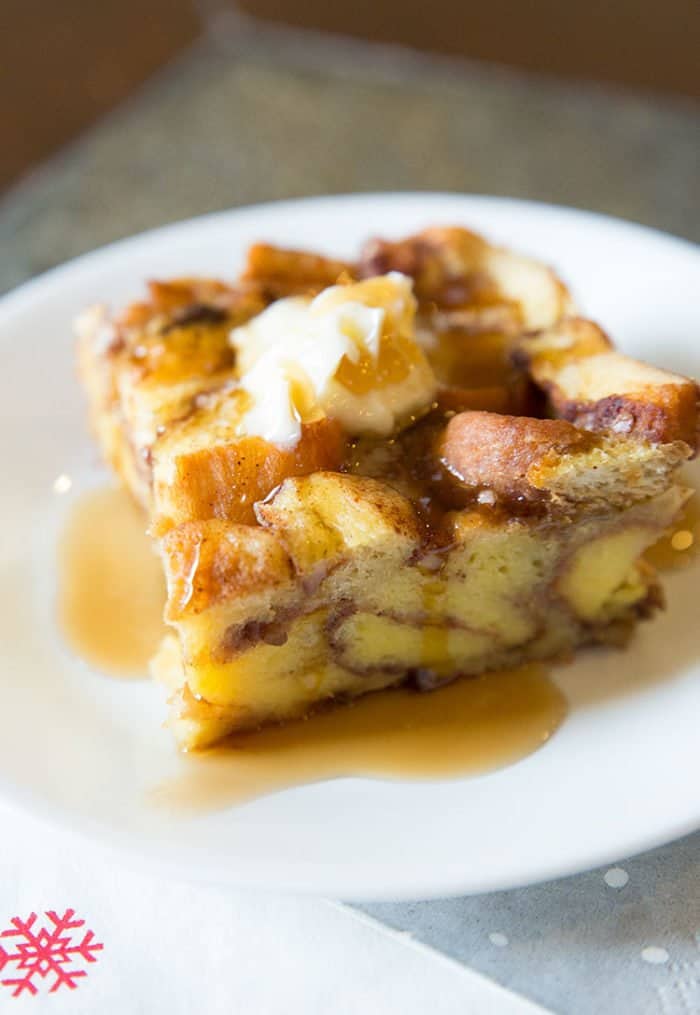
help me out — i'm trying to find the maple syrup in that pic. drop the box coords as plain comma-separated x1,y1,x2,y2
419,575,452,675
57,485,165,677
153,665,567,812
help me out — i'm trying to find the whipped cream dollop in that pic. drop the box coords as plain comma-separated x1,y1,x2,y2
230,273,437,447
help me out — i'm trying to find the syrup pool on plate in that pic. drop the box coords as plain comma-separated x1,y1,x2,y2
58,485,567,808
57,485,166,677
152,666,567,811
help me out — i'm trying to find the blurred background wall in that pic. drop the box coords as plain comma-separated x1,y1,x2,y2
3,0,698,194
241,0,700,97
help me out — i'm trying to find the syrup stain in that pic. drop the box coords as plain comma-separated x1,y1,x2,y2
58,485,166,677
153,665,567,812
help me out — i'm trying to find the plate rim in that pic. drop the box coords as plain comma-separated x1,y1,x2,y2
1,766,699,901
2,191,698,321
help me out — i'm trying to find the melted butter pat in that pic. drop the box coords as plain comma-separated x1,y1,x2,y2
58,486,166,677
153,666,567,812
230,273,437,446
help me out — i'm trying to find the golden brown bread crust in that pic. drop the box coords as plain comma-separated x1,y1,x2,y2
440,412,594,506
152,416,347,534
117,277,266,330
556,384,699,448
162,520,293,620
358,226,572,326
241,243,354,299
76,277,268,512
516,318,700,450
439,410,691,512
359,227,495,305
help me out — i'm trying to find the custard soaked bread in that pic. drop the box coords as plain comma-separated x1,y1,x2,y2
77,227,699,749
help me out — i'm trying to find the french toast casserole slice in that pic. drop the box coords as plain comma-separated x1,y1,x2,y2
77,227,699,749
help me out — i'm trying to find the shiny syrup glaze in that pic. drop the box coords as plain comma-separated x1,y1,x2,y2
59,484,568,809
58,485,165,677
153,666,567,812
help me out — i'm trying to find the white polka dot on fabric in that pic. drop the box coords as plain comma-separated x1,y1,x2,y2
641,947,669,965
604,867,629,889
489,933,509,948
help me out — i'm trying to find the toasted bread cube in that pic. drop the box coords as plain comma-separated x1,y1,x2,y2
152,388,346,533
440,411,691,511
358,227,573,409
517,318,700,449
160,520,294,622
359,226,573,328
76,280,266,508
255,472,421,575
241,243,354,299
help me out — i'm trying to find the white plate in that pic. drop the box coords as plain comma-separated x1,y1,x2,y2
0,194,698,901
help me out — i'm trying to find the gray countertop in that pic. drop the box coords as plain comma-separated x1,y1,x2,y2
2,14,698,1014
358,835,700,1014
1,12,698,295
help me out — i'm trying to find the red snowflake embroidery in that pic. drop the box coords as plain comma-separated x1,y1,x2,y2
0,909,103,997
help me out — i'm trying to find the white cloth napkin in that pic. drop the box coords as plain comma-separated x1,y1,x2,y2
0,803,549,1014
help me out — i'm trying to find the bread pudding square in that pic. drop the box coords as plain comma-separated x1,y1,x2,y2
77,227,698,749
